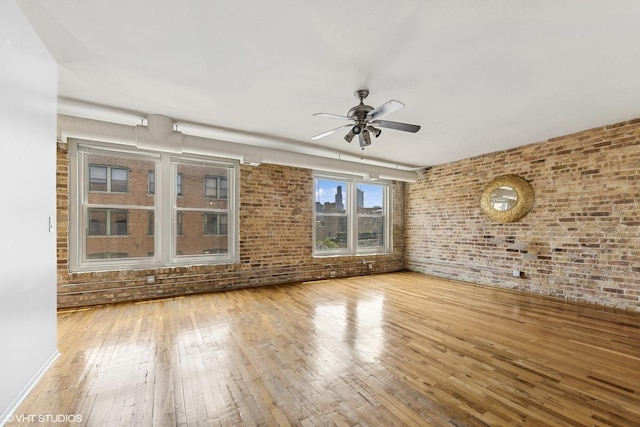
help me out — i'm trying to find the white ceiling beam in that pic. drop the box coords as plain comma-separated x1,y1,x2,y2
58,114,419,182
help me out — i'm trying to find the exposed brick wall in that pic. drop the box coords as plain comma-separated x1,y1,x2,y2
56,143,404,308
405,118,640,311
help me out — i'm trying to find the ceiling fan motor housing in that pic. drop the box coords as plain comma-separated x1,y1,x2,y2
347,104,373,124
348,88,373,125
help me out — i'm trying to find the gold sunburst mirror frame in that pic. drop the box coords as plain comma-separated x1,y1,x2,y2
480,174,534,223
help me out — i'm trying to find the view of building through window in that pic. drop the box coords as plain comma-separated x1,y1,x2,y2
175,161,229,256
85,152,156,260
77,147,234,268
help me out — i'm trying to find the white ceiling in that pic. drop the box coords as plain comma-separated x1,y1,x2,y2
17,0,640,170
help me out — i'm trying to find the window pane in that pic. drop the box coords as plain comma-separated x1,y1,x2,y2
88,209,107,235
219,214,228,234
148,170,155,194
89,166,107,191
176,212,183,235
220,178,228,199
111,168,128,193
358,216,384,247
356,183,386,250
110,209,128,235
174,160,233,258
315,179,347,214
147,211,154,236
204,213,218,235
204,176,217,198
177,173,183,196
357,183,384,214
315,214,348,250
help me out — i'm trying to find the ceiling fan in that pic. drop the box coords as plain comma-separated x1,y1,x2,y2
312,89,421,149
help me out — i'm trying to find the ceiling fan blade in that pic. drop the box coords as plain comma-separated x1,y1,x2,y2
311,124,353,140
313,113,351,120
367,100,405,120
372,119,421,133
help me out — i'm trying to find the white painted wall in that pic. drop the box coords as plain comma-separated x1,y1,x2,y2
0,1,58,424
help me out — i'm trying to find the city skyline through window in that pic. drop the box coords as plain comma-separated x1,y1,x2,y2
315,181,383,208
314,174,390,255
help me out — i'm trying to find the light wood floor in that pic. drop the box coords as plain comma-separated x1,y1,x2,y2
8,272,640,426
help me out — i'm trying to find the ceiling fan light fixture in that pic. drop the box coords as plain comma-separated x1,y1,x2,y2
366,125,381,138
344,129,356,143
362,129,371,146
352,124,362,135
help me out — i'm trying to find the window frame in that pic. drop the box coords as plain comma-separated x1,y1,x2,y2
69,141,239,272
313,172,392,257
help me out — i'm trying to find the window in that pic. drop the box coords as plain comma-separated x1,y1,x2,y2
148,170,155,194
314,178,348,251
111,168,128,192
89,165,128,193
204,176,228,199
176,211,183,236
177,173,183,196
71,143,238,272
357,183,385,248
89,165,107,191
175,161,233,258
147,211,154,236
89,209,128,236
203,213,228,235
79,150,155,263
314,173,390,256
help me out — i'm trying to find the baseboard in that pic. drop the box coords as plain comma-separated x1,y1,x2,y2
0,350,60,427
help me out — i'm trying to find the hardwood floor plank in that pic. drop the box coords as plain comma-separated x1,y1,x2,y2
7,272,640,426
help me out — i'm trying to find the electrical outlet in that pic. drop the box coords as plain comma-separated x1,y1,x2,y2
49,216,55,232
512,270,521,277
146,275,155,284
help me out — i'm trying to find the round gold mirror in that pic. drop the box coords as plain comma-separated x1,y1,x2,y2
480,174,533,222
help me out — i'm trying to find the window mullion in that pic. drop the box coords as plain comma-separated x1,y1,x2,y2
158,155,171,265
385,185,392,252
348,179,357,253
